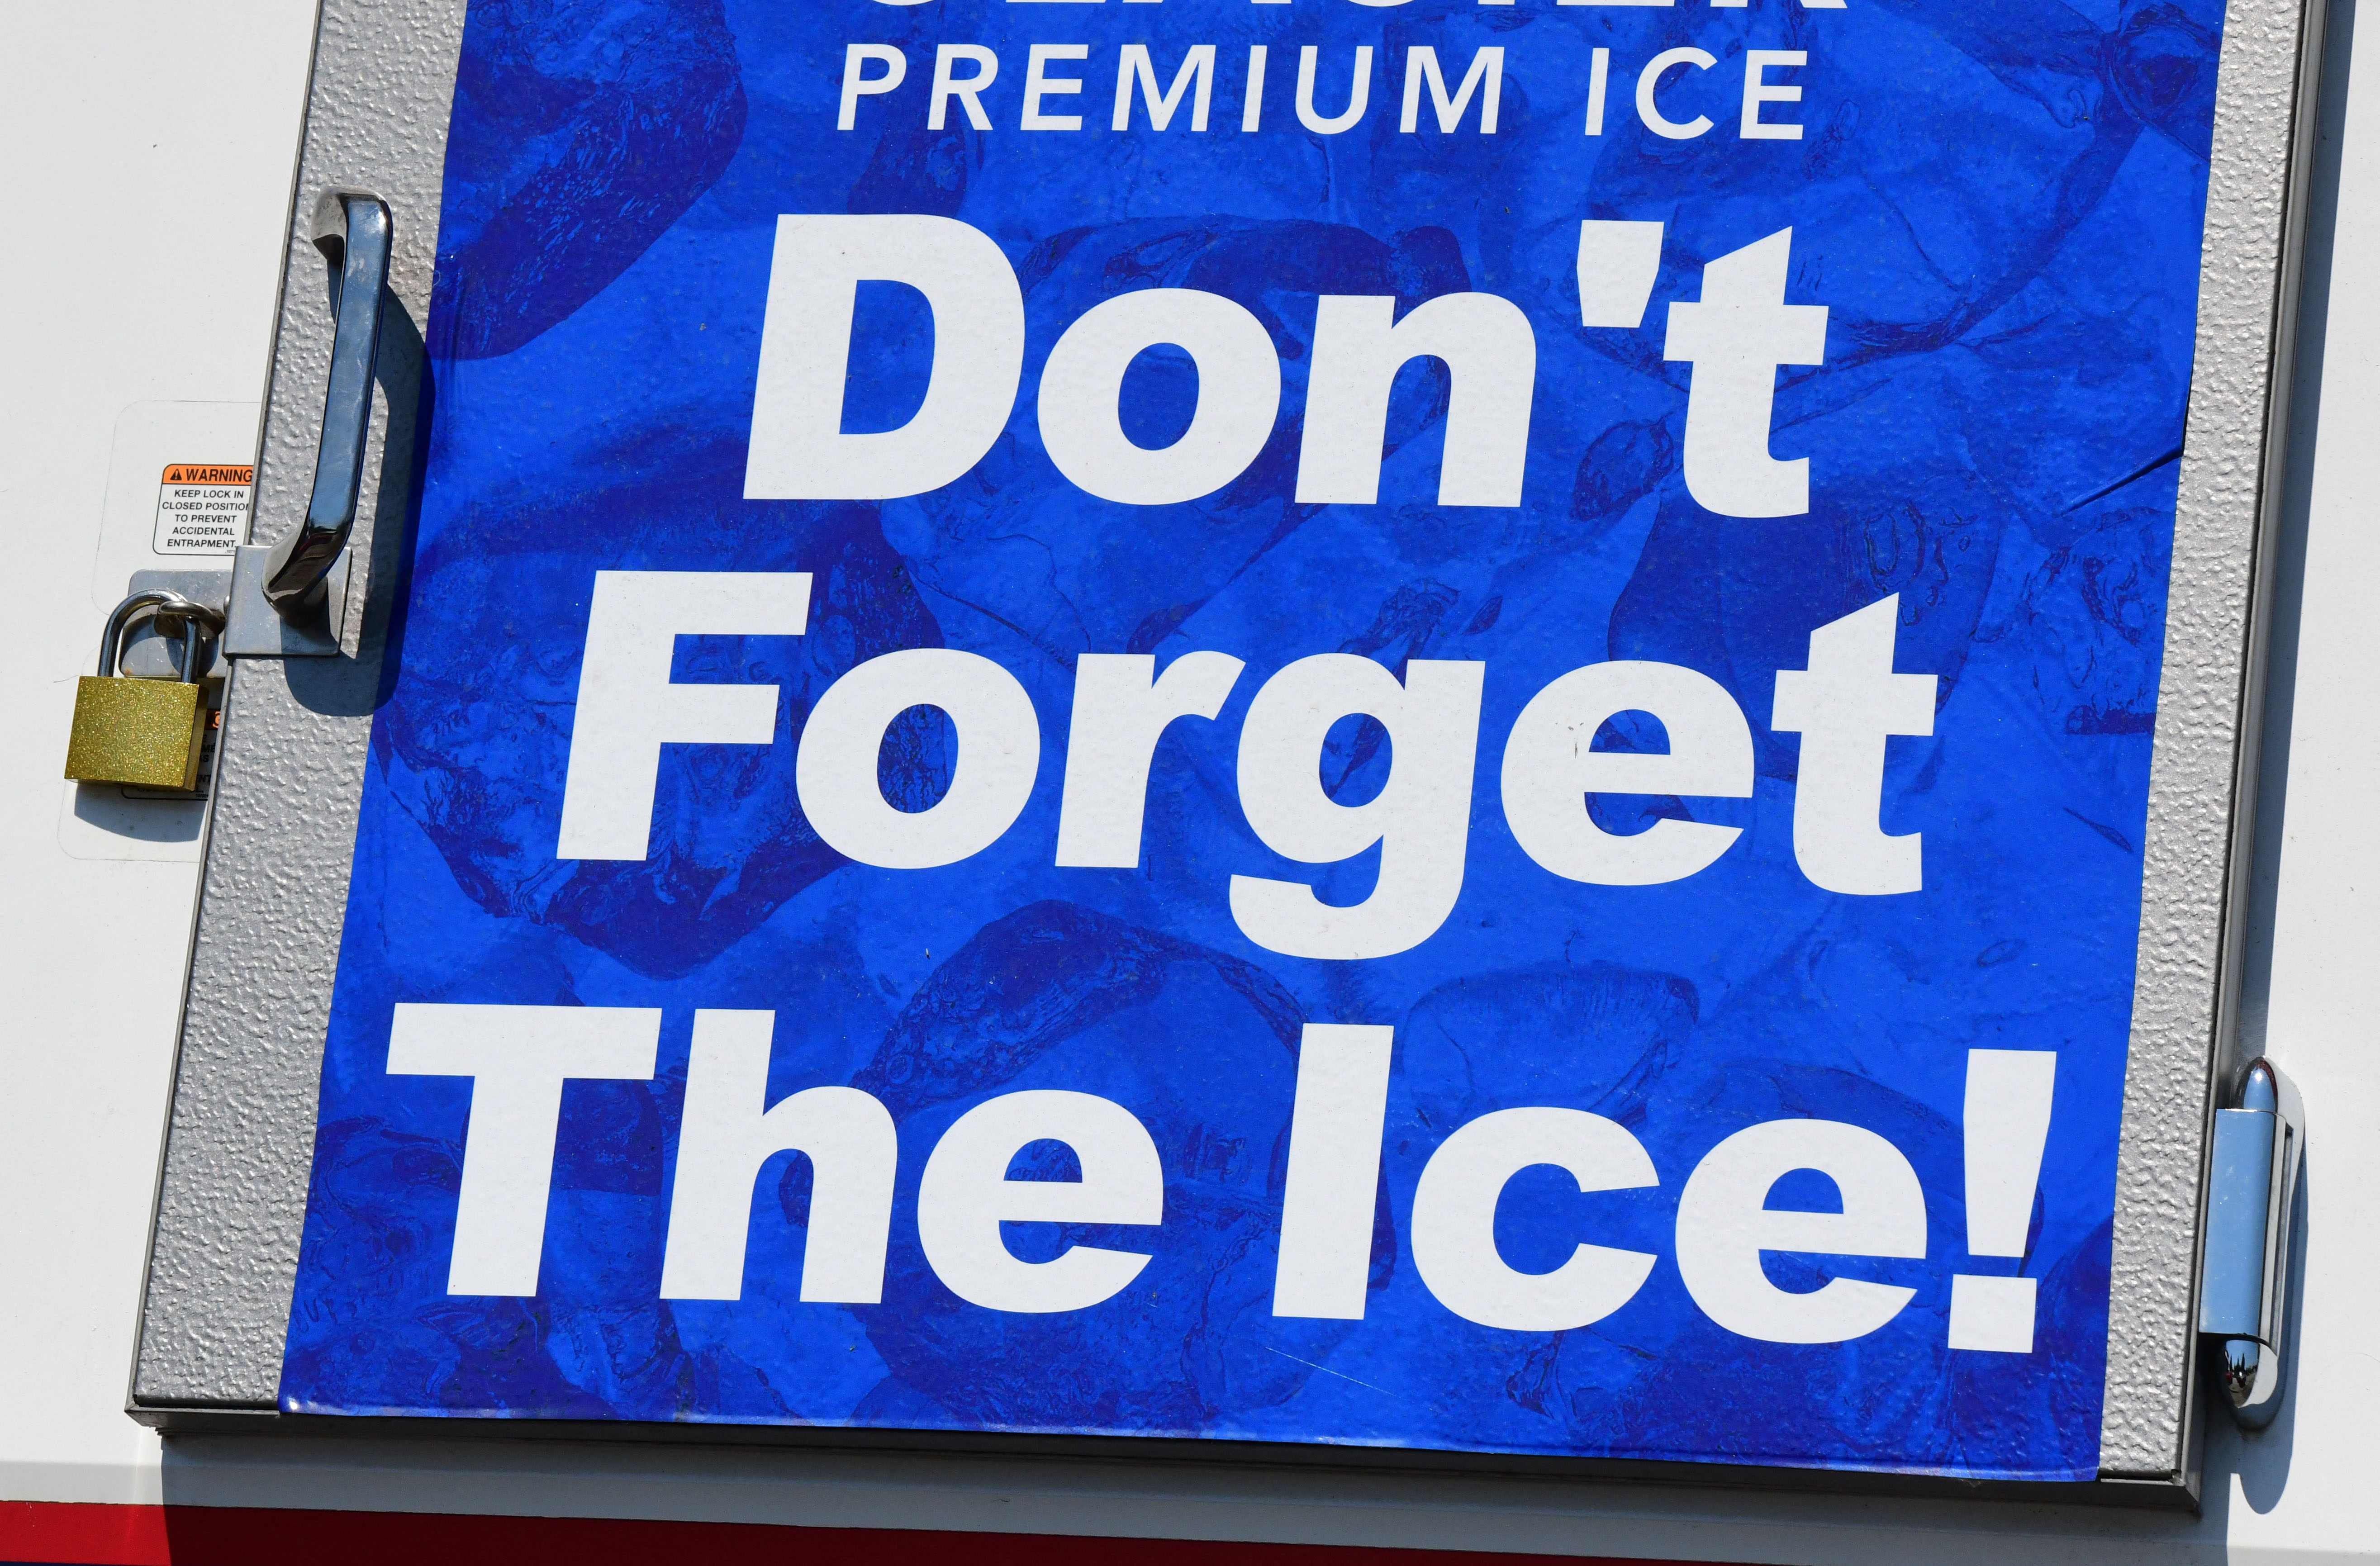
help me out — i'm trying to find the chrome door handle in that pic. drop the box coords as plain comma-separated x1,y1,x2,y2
262,190,392,609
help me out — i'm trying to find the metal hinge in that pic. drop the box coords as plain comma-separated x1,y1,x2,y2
2198,1057,2304,1430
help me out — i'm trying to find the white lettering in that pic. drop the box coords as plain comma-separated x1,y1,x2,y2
388,1004,661,1297
659,1010,898,1304
1272,1024,1396,1320
796,648,1041,869
1741,49,1807,140
917,1090,1164,1313
930,44,999,131
745,214,1024,501
1662,227,1828,517
1770,596,1937,895
1038,289,1283,504
1056,651,1245,867
1023,43,1091,130
1637,47,1716,141
839,44,907,131
1501,660,1753,886
1411,1107,1659,1332
1674,1118,1926,1343
1297,293,1536,508
1399,45,1503,134
1114,43,1215,131
1296,45,1373,135
1576,219,1665,331
1230,655,1483,960
556,570,810,861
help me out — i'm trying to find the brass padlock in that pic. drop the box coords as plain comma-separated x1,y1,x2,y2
64,591,223,791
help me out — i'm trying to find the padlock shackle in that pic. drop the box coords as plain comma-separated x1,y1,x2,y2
99,591,224,682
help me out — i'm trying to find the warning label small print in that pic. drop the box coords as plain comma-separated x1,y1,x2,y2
152,463,252,555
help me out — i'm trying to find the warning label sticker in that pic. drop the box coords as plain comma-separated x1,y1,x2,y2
152,463,252,555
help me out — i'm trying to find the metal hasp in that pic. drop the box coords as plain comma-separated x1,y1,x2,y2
2198,1058,2305,1429
223,190,390,658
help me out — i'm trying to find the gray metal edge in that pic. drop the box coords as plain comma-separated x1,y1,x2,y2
130,0,465,1409
2096,0,2331,1484
128,0,2321,1504
120,1,329,1419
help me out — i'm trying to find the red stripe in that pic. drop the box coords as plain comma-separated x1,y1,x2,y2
0,1504,169,1566
0,1502,1707,1566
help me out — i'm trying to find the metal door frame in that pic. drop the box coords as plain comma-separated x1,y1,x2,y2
129,0,2335,1507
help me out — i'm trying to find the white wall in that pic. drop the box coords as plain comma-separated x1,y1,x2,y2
0,0,319,1508
0,2,2371,1561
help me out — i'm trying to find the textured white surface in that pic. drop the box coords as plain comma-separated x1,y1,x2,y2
128,0,464,1409
0,0,2375,1557
2104,0,2330,1482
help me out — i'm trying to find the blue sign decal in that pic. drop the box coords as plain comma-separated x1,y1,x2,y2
280,0,2221,1483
